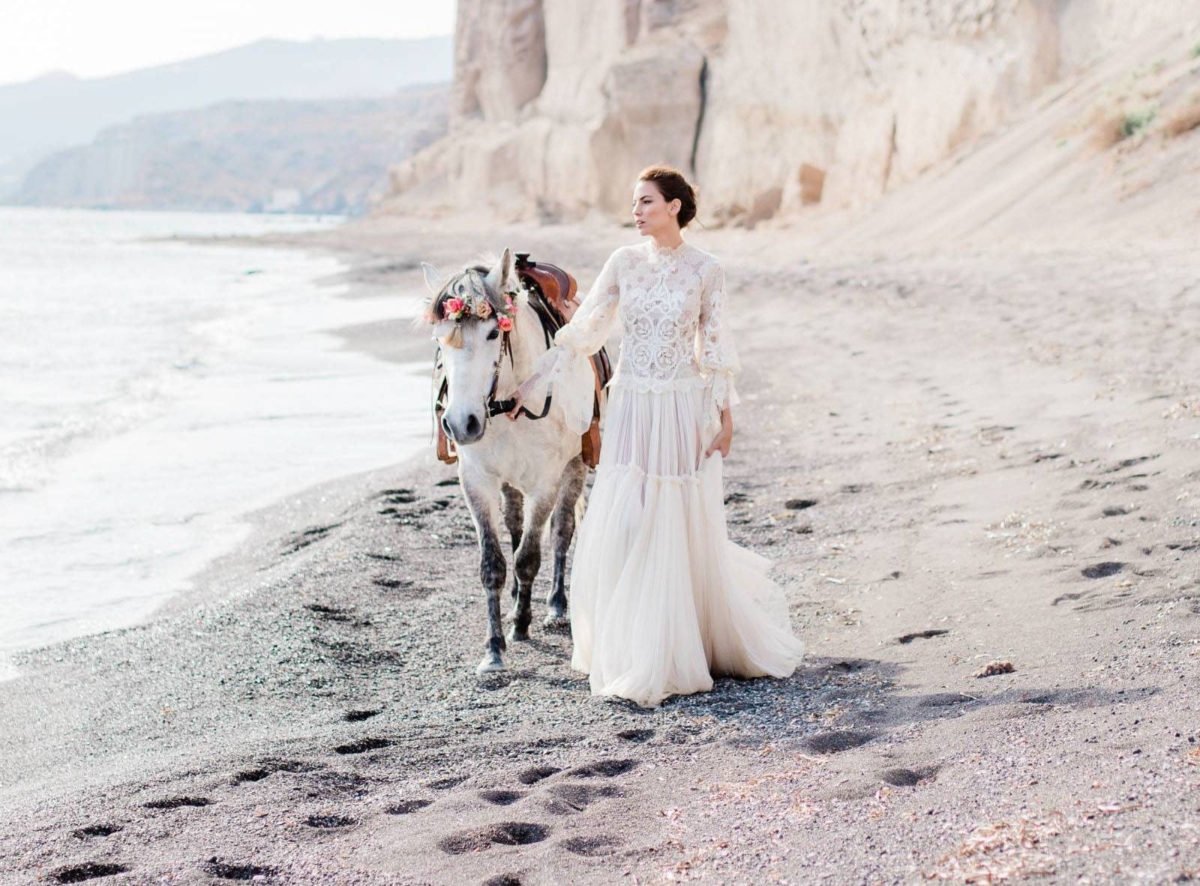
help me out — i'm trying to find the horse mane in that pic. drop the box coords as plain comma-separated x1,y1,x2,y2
426,253,528,325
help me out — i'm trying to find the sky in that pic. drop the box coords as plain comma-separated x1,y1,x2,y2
1,0,456,86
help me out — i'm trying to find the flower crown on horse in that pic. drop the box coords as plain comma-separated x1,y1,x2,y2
423,272,521,349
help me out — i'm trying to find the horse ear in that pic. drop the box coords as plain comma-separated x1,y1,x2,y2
421,262,444,295
484,248,513,294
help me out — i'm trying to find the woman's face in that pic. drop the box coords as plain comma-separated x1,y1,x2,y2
632,180,680,238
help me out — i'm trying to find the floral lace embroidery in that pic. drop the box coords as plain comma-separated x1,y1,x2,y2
524,240,740,434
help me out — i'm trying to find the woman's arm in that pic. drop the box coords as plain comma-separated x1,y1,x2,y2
696,261,741,457
508,251,622,434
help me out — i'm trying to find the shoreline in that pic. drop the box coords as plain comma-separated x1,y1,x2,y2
2,217,1198,884
0,218,428,676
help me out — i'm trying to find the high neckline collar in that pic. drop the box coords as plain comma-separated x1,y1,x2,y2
648,238,688,256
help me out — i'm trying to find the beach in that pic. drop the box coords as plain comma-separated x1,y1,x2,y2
2,215,1199,885
0,209,437,670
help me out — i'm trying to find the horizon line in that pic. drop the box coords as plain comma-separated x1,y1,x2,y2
0,33,454,91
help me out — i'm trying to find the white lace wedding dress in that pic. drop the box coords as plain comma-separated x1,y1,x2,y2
525,238,805,707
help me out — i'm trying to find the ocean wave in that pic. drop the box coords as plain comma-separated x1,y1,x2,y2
0,366,188,492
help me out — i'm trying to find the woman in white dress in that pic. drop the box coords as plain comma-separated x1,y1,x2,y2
509,164,804,708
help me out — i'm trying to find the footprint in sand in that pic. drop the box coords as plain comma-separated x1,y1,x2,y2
1081,562,1124,579
545,783,623,814
480,789,526,806
305,603,352,622
385,799,433,815
896,629,949,644
334,737,390,755
376,488,418,506
427,775,469,790
1166,540,1200,552
615,728,655,743
343,709,382,722
561,834,624,857
1053,591,1086,606
438,822,549,855
52,863,129,883
517,766,561,785
71,824,122,839
801,730,878,754
233,759,315,784
567,759,638,778
143,796,211,810
283,523,342,555
918,693,975,708
784,498,818,510
204,859,276,880
880,765,939,787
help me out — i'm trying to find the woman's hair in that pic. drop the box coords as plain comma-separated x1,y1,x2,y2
637,164,697,229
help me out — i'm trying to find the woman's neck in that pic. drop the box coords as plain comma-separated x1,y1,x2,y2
653,230,684,250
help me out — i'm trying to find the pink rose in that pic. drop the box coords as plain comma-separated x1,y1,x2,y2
497,315,513,332
443,297,465,318
505,296,517,313
475,300,492,318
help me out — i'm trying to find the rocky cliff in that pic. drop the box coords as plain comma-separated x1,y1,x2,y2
13,85,448,215
384,0,1200,231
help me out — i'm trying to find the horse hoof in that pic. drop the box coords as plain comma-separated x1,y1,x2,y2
507,624,531,643
476,655,506,675
542,613,570,632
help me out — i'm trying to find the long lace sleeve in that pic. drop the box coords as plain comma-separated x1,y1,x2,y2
696,261,741,431
520,251,621,434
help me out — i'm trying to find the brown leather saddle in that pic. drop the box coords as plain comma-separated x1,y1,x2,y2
434,253,613,467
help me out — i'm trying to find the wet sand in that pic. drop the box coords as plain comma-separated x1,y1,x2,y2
2,216,1199,885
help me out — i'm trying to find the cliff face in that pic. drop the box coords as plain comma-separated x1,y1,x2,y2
384,0,1200,227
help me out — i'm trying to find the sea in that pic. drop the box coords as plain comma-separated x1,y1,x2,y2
0,207,430,678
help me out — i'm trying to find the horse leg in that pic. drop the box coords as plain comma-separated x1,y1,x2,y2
463,479,508,674
546,455,586,628
501,483,524,611
508,495,555,643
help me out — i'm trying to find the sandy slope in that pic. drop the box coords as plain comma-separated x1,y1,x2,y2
1,211,1198,884
804,25,1200,255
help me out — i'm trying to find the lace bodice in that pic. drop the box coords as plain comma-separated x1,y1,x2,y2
522,239,740,435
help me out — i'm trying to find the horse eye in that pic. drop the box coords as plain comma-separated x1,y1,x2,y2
487,329,500,340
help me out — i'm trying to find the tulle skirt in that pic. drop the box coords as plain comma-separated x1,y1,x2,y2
569,378,805,707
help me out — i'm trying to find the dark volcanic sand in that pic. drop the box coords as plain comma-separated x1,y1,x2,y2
2,217,1199,885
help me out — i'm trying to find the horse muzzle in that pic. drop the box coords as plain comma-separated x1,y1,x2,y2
442,411,486,446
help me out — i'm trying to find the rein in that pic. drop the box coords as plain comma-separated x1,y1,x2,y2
484,329,553,420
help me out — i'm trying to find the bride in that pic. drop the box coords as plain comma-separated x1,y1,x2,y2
508,164,804,708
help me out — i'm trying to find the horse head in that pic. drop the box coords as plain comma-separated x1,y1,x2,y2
422,247,520,446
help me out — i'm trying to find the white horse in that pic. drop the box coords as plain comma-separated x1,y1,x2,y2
422,248,588,674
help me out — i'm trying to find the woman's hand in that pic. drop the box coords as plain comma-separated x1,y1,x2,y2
505,378,533,421
705,408,734,458
505,391,524,420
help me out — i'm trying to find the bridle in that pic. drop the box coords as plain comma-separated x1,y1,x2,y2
434,278,560,427
482,323,553,420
